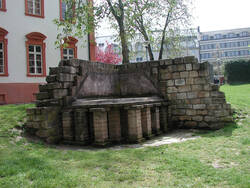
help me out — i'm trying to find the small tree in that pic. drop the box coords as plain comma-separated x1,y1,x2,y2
95,43,122,64
54,0,193,63
127,0,193,60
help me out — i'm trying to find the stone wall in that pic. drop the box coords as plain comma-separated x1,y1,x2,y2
25,56,233,144
158,57,233,129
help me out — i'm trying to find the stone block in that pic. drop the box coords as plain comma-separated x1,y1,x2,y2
196,110,208,115
151,107,161,135
184,121,197,127
141,107,152,138
175,104,192,109
193,104,206,110
179,116,192,121
190,99,201,104
52,89,68,99
172,72,180,79
194,78,207,85
187,92,198,99
192,64,200,70
180,71,189,78
178,86,191,92
211,91,225,98
152,67,158,74
186,64,192,71
169,65,177,72
192,85,203,91
192,116,203,121
198,121,209,128
39,84,48,92
172,109,186,115
199,70,209,77
177,93,187,99
198,91,210,98
204,116,217,122
167,80,174,86
186,78,194,85
203,84,212,91
189,71,199,78
160,106,168,132
167,87,178,93
175,79,185,86
46,75,57,83
174,57,184,64
127,108,143,142
93,110,109,144
186,109,197,116
57,73,75,82
212,98,226,104
36,92,50,100
108,109,122,142
200,98,212,104
177,64,186,71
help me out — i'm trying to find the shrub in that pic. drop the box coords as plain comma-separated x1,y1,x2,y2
224,60,250,84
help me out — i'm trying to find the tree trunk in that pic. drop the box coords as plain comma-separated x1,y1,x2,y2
140,29,154,61
147,44,154,61
158,12,171,60
119,24,130,64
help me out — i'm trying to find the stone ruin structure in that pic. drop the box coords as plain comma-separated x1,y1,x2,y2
26,56,233,145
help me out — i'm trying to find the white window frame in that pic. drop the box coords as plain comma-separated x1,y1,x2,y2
27,0,41,15
63,48,74,60
28,45,43,75
0,42,4,73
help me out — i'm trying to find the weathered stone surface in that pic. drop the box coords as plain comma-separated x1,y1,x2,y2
175,79,185,86
189,71,199,78
187,92,198,99
26,57,232,145
180,71,189,78
186,64,192,71
177,93,187,99
193,104,206,110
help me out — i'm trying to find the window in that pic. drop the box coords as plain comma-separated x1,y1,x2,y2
0,0,6,11
241,32,248,37
215,34,222,39
60,0,67,20
0,27,8,76
136,57,143,62
26,32,46,77
98,43,104,48
60,37,78,59
25,0,44,18
202,35,208,40
62,48,74,59
60,0,75,21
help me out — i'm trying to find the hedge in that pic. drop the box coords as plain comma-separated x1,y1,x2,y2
224,60,250,83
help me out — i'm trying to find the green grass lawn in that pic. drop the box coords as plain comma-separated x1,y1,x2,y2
0,84,249,188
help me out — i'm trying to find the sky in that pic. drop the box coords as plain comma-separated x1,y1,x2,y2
96,0,250,36
193,0,250,32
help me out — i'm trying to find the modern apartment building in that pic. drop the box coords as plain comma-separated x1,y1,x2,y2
0,0,95,104
200,27,250,62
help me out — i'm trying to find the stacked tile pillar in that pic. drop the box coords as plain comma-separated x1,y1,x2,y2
126,105,144,143
26,107,61,143
141,104,153,138
74,108,89,143
62,109,74,141
151,104,161,135
90,108,109,145
160,104,168,132
108,108,122,142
